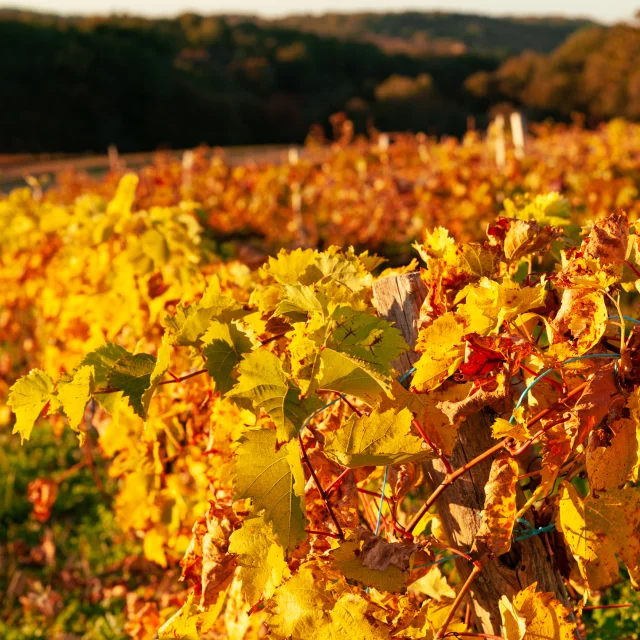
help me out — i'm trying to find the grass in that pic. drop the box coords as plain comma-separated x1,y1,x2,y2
0,423,144,640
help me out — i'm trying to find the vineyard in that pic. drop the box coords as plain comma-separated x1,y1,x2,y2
2,119,640,640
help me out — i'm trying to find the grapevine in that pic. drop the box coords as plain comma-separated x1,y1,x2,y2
3,128,640,638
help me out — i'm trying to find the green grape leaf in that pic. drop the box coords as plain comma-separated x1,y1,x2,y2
228,515,289,604
56,365,95,434
232,428,307,552
327,307,408,376
324,408,431,468
228,351,321,441
318,308,408,403
107,353,157,419
8,369,54,442
79,342,129,388
318,348,388,403
202,321,252,395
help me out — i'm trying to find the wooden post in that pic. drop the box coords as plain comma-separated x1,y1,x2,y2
182,150,194,189
108,144,120,171
510,112,526,160
372,272,572,636
493,115,506,170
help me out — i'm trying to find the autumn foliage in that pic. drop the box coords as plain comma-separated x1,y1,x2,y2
3,128,640,639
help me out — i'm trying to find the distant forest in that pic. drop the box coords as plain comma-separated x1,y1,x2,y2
0,9,637,154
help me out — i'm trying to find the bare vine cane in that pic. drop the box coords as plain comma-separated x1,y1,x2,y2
372,272,572,637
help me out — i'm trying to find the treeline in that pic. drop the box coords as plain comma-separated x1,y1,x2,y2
0,11,501,153
466,24,640,123
0,10,637,154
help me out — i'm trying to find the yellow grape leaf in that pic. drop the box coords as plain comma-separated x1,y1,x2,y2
261,248,319,285
491,414,530,442
287,315,325,395
395,601,466,639
458,243,497,278
202,321,252,395
232,428,307,552
56,365,95,435
556,483,640,590
106,173,138,216
499,583,575,640
412,313,465,392
457,279,546,336
503,219,556,262
107,353,157,419
381,380,471,457
409,566,455,602
228,515,289,604
267,566,330,638
329,527,418,593
587,417,638,493
324,408,432,468
301,251,367,292
275,283,326,319
158,588,229,639
228,351,321,441
504,192,570,227
8,369,54,443
473,452,518,557
143,528,168,568
317,593,390,640
550,290,608,360
163,277,244,346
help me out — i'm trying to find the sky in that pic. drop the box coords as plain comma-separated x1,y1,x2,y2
4,0,638,23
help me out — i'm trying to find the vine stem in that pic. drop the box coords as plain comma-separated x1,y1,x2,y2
325,468,351,496
442,634,505,640
54,459,88,484
298,435,344,540
582,603,632,611
413,418,453,474
158,368,207,385
434,561,484,639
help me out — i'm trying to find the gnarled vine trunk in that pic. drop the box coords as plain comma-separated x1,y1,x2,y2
373,272,571,635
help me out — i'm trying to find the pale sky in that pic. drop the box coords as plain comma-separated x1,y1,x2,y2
4,0,638,23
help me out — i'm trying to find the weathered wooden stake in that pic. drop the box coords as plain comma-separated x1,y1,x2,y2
372,272,571,635
510,112,526,160
493,115,506,170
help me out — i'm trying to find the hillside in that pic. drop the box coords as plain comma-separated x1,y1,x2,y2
264,11,596,56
